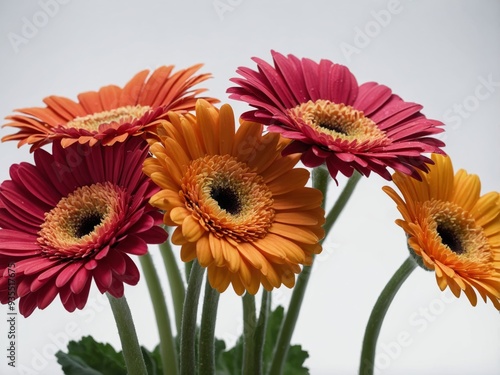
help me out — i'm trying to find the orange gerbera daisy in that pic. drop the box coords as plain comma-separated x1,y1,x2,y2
143,100,325,295
383,154,500,309
2,65,216,151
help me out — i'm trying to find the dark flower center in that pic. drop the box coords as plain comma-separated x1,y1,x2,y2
182,154,275,242
423,199,491,262
436,223,464,255
75,213,105,238
318,122,348,135
211,185,242,215
289,99,388,143
38,182,128,259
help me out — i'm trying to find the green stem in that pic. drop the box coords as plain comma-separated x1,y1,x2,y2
180,260,205,375
106,293,148,375
139,253,179,375
359,256,417,375
269,169,362,375
159,230,186,335
185,260,194,283
254,290,271,375
198,281,220,375
241,293,257,375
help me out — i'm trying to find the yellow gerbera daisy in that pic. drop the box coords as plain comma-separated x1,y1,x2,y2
143,100,325,295
383,153,500,309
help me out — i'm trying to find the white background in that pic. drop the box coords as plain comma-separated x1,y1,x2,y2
0,0,499,374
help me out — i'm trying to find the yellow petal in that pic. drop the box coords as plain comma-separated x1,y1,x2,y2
196,235,213,267
182,215,204,242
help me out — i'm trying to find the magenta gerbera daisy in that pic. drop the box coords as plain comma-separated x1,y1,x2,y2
0,138,167,317
228,50,446,181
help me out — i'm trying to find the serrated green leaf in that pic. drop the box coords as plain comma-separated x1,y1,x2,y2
56,336,126,375
54,354,103,375
284,344,310,375
215,337,243,375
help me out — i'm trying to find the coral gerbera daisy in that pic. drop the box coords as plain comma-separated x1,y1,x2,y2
227,50,445,181
143,99,325,295
0,138,167,317
383,153,500,309
2,64,217,151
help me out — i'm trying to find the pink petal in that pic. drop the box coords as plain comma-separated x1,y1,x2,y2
19,294,37,317
0,230,40,251
114,235,148,255
354,83,392,115
136,226,169,244
36,283,59,309
94,264,113,290
55,262,84,288
70,266,90,294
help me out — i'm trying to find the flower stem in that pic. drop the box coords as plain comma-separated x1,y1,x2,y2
198,281,220,375
254,290,271,375
359,256,417,375
180,260,205,375
241,293,257,375
139,253,179,375
269,169,362,375
106,293,148,375
159,230,186,335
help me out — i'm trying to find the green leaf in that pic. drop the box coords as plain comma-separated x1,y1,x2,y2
54,354,103,375
56,336,165,375
215,337,243,375
55,336,126,375
142,345,164,375
284,344,310,375
215,306,310,375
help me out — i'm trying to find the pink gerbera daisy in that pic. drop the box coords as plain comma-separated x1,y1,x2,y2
0,138,167,317
228,50,445,181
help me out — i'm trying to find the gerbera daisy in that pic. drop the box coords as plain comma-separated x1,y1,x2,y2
2,64,217,151
0,138,167,317
143,99,325,295
383,153,500,309
227,50,445,181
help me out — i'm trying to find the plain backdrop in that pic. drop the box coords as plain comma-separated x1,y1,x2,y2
0,1,499,374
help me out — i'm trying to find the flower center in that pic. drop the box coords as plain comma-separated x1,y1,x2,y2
181,154,275,242
210,185,242,215
65,105,151,131
289,99,388,143
424,199,491,261
74,212,104,238
38,182,128,259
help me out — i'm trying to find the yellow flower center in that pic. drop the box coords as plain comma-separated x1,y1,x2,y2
181,154,275,242
65,105,151,131
424,199,491,262
38,182,127,259
289,99,388,143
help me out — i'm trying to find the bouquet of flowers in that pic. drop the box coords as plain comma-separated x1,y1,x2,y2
0,51,498,375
